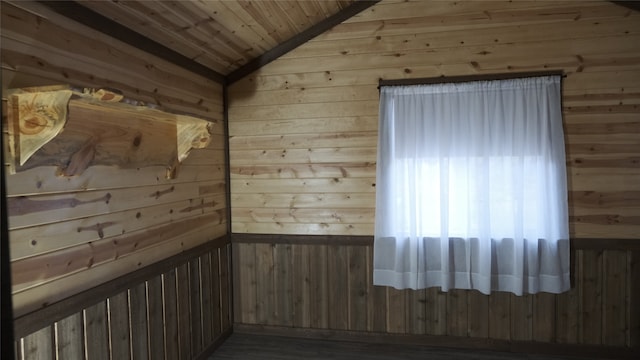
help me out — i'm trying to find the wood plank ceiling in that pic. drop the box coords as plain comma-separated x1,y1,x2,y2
10,1,639,84
47,0,371,84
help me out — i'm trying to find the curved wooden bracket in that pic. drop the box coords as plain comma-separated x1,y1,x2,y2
7,87,72,167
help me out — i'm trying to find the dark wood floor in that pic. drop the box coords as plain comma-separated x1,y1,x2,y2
210,333,599,360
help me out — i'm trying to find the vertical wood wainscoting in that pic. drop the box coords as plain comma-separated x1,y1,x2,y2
13,240,232,360
233,236,639,357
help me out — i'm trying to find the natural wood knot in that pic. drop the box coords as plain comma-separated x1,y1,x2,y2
133,134,142,147
20,115,48,135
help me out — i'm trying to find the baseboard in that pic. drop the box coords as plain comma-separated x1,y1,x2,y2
233,323,639,360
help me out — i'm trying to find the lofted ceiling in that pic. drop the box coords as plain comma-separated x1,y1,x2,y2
36,0,380,84
25,0,639,85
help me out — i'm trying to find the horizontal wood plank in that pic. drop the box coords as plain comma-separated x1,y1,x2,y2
230,148,376,165
231,193,375,209
12,222,227,317
231,178,375,194
8,181,226,229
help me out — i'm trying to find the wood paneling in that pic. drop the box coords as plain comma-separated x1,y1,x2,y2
107,292,130,359
147,275,165,360
2,1,227,318
55,313,83,359
4,0,640,358
233,239,638,350
19,326,53,360
84,301,109,360
14,243,232,360
226,3,639,349
228,0,640,239
1,2,222,121
72,0,357,76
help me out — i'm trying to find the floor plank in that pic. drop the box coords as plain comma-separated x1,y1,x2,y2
210,333,596,360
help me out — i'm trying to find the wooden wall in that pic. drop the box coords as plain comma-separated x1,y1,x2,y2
233,239,638,352
2,1,227,319
228,0,640,352
228,0,639,239
1,1,221,121
1,1,230,359
14,242,232,360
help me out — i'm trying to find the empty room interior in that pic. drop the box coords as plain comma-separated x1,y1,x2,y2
1,0,639,359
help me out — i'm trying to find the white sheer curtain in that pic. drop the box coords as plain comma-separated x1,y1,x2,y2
373,76,570,295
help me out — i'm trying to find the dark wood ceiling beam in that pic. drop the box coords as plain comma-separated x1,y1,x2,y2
36,1,226,84
227,0,381,85
610,1,640,12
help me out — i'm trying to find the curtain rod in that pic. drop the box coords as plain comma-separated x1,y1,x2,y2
378,70,565,88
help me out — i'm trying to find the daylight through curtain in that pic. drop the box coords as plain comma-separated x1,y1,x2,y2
373,76,570,295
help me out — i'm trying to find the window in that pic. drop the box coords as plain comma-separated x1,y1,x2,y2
373,75,570,295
